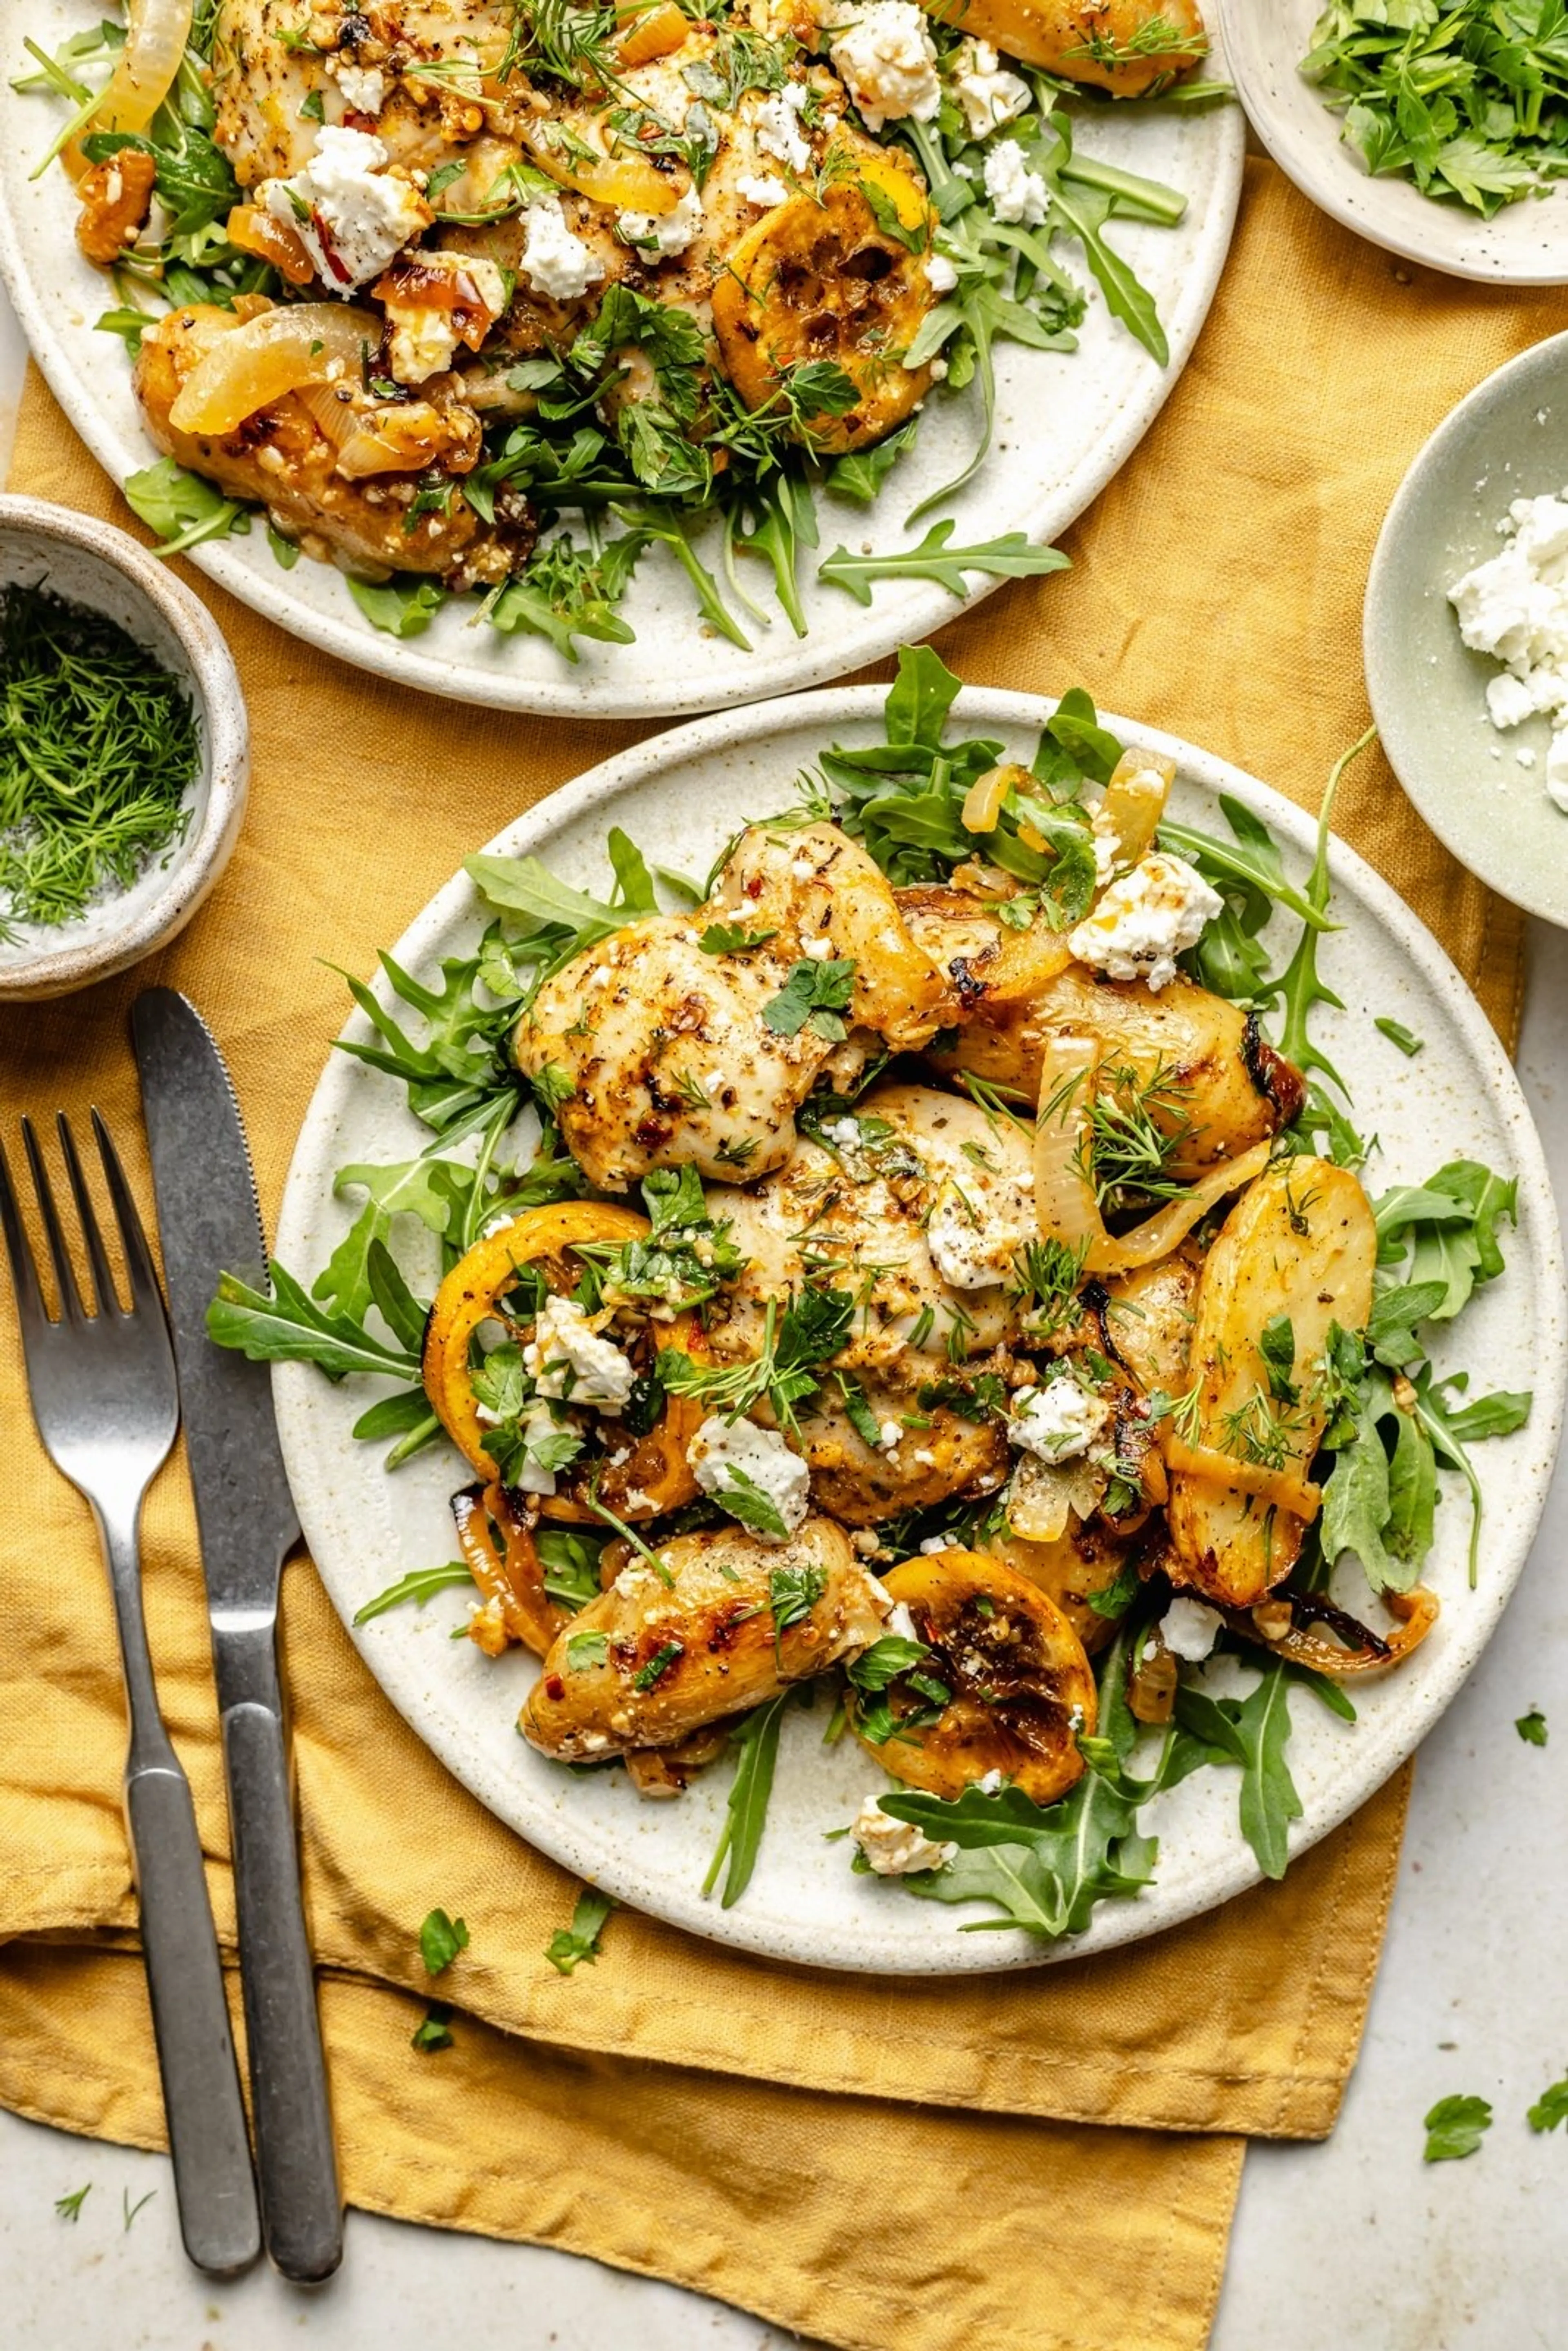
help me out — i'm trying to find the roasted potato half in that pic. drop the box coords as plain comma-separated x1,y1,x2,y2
521,1518,887,1759
1100,1248,1200,1395
851,1550,1096,1803
902,900,1304,1175
924,0,1208,95
1167,1157,1378,1608
711,151,938,453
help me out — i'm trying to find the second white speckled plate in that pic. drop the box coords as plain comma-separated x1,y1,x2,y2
274,684,1565,1974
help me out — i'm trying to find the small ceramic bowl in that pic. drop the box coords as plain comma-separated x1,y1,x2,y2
1364,330,1568,931
1214,0,1568,283
0,496,249,1001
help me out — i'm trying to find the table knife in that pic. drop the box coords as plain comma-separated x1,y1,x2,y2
131,987,343,2285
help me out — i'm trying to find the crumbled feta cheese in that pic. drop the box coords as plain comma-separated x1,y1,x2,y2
523,1295,635,1412
918,1534,954,1554
852,1794,955,1875
885,1600,920,1642
949,38,1030,138
518,194,605,303
481,1211,521,1239
262,127,431,290
1450,490,1568,814
926,1172,1031,1290
878,1420,902,1452
511,1403,570,1495
823,1115,862,1148
384,252,507,383
1161,1596,1222,1663
328,57,388,114
976,1767,1004,1793
1007,1373,1111,1464
737,171,791,209
983,137,1047,228
754,85,812,171
924,250,958,295
617,182,704,259
803,934,835,959
1067,851,1224,991
828,2,941,132
1518,746,1539,769
689,1416,811,1538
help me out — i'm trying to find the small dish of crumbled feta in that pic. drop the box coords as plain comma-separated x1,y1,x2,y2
1366,328,1568,930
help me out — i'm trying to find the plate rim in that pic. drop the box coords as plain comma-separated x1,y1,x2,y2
1214,0,1568,287
1364,326,1568,931
0,4,1244,717
272,680,1568,1975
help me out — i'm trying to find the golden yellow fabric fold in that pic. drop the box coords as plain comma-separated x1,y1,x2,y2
0,157,1541,2349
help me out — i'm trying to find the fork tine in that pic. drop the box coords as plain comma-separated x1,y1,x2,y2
91,1109,163,1318
0,1130,50,1336
20,1116,85,1324
58,1112,122,1319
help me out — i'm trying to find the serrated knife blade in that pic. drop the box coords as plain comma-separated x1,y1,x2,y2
131,987,342,2286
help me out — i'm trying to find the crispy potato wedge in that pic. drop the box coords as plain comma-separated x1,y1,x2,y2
521,1518,886,1758
902,896,1304,1174
711,152,937,452
853,1550,1096,1802
1167,1157,1377,1608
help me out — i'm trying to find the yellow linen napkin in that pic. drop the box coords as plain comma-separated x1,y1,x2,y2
0,156,1542,2348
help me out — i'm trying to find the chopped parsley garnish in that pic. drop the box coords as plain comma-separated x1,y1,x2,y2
699,921,778,954
761,957,856,1042
411,2003,455,2053
545,1885,615,1975
418,1907,470,1977
1422,2093,1492,2162
1517,1706,1548,1748
567,1629,610,1672
632,1639,684,1691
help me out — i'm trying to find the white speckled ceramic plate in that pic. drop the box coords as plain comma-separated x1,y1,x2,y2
0,0,1243,717
273,684,1566,1973
1216,0,1568,284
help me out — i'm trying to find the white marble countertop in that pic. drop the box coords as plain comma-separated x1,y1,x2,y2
2,285,1566,2351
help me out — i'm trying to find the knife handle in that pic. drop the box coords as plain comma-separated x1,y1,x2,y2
220,1683,343,2283
122,1758,262,2276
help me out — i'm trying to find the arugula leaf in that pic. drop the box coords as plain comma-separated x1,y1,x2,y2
1174,1656,1302,1880
1517,1706,1549,1748
347,576,448,638
418,1907,470,1977
353,1562,472,1626
1423,2094,1492,2162
824,416,920,506
818,521,1069,606
207,1264,420,1383
124,456,247,558
314,1158,450,1322
544,1886,614,1975
704,1690,795,1908
886,643,964,750
483,531,643,660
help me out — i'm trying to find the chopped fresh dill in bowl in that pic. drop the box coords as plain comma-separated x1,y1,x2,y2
0,581,200,940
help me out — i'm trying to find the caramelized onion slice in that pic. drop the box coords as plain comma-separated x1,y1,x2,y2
1085,1142,1274,1276
167,304,383,435
1222,1584,1440,1679
1164,1434,1322,1524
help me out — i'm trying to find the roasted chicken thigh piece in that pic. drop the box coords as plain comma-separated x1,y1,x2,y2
132,304,530,582
513,823,952,1192
521,1518,887,1759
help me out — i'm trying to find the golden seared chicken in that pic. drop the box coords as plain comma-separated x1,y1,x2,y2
513,822,951,1191
133,301,531,583
521,1517,887,1758
706,1082,1037,1521
902,886,1304,1172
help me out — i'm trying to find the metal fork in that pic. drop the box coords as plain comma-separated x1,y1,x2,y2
0,1111,261,2278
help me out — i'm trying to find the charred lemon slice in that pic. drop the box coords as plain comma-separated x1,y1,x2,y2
850,1550,1097,1804
712,149,938,453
